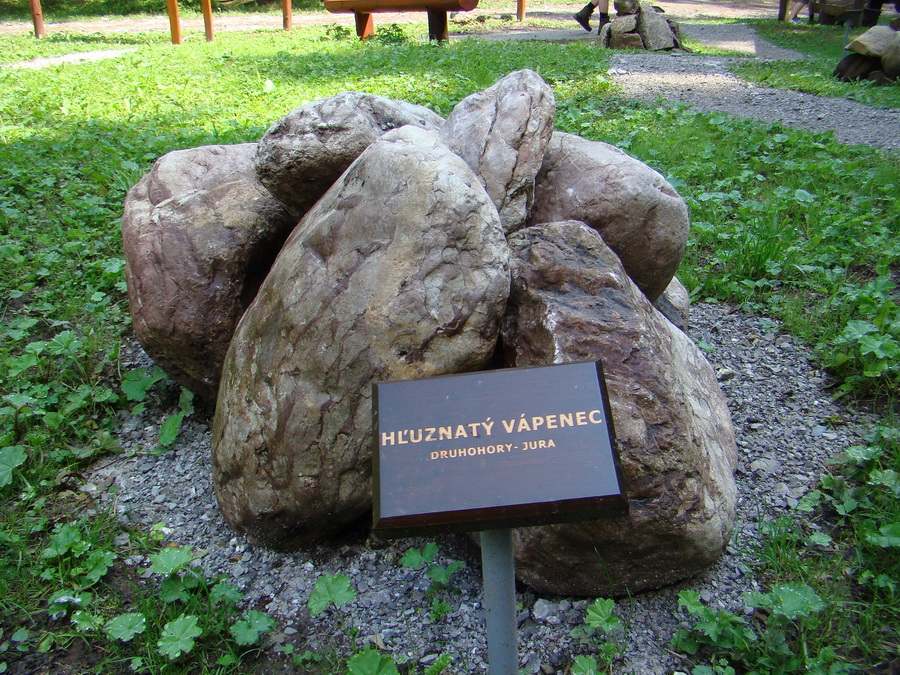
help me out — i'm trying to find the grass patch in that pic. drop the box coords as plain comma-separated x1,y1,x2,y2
0,24,897,674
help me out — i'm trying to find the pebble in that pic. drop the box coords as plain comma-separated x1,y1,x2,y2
87,303,871,673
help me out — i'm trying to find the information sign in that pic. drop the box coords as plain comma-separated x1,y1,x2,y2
373,361,626,537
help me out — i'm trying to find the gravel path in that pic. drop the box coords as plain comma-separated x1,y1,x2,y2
606,37,900,153
86,304,873,673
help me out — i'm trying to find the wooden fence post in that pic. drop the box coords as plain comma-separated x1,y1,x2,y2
166,0,183,44
29,0,46,37
201,0,215,40
283,0,292,30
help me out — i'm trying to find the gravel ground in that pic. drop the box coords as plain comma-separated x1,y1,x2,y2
86,303,874,673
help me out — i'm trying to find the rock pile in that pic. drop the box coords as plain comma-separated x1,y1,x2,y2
599,0,686,51
834,23,900,84
122,69,737,596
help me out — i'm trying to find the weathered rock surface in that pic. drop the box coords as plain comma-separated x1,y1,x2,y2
614,0,640,14
654,276,690,331
255,92,444,218
212,126,510,549
847,25,898,58
500,221,737,596
528,131,689,301
609,14,644,50
440,69,555,234
883,34,900,78
638,1,676,50
122,143,296,401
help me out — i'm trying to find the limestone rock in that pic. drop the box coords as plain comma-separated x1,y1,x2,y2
122,143,295,400
609,16,644,49
881,32,900,78
611,13,638,35
637,1,676,50
614,0,640,14
612,31,646,49
255,92,444,217
847,25,897,58
212,126,510,549
599,22,612,46
834,52,883,81
528,131,689,301
654,276,691,331
440,69,555,234
500,221,737,597
668,19,685,50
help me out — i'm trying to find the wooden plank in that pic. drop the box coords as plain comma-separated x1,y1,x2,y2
427,8,448,40
325,0,477,13
354,10,375,37
372,361,627,538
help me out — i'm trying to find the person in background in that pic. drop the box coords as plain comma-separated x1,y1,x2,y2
573,0,611,33
787,0,809,22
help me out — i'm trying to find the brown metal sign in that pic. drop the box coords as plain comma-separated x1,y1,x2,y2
372,361,627,538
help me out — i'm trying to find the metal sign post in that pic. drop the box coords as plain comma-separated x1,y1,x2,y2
481,529,518,674
372,361,627,673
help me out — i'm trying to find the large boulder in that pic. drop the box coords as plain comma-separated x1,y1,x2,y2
500,221,737,596
637,1,676,50
608,15,644,50
528,132,689,301
847,25,898,58
654,276,691,331
255,92,444,218
880,31,900,78
440,69,555,234
122,143,296,401
212,126,510,550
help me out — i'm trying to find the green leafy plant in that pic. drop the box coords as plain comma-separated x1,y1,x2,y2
672,586,850,674
1,20,899,674
322,23,354,41
308,573,357,616
401,542,465,596
347,648,401,674
230,609,276,646
570,598,625,673
372,22,409,44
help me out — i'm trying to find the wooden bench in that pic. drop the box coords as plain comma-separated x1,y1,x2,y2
323,0,479,41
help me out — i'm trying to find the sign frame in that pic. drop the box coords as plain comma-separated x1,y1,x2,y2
372,360,627,538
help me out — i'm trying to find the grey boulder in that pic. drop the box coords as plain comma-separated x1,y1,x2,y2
440,69,555,234
122,143,295,401
255,91,444,218
500,221,737,596
212,126,510,549
528,131,689,301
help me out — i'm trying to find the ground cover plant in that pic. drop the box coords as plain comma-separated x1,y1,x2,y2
0,22,898,673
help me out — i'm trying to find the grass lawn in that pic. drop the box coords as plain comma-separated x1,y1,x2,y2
0,17,897,674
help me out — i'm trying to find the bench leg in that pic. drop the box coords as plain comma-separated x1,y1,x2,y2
427,8,449,41
354,11,374,39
